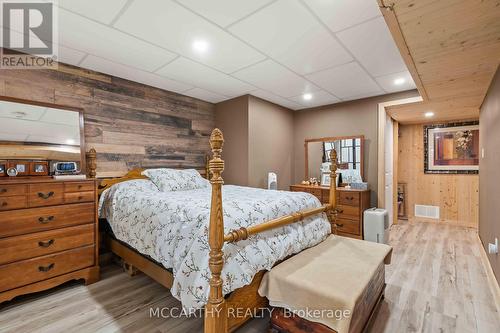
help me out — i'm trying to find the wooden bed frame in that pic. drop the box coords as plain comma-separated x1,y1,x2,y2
88,128,383,333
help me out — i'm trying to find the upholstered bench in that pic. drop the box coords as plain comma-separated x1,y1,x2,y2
259,236,392,333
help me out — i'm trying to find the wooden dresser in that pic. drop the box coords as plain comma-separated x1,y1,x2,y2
290,184,370,239
0,178,99,303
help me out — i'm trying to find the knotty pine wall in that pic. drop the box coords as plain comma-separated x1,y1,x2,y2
0,64,215,177
398,124,479,228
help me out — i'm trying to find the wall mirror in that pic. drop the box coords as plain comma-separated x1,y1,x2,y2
0,97,85,177
305,136,364,185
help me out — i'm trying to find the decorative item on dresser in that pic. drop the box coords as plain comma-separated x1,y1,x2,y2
289,184,370,239
0,177,99,303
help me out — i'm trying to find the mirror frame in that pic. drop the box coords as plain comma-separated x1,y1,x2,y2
304,135,365,182
0,96,86,175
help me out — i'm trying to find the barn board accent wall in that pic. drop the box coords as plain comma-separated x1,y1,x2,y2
0,63,215,177
398,124,479,228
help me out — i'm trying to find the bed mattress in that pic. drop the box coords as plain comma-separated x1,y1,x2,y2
99,179,331,310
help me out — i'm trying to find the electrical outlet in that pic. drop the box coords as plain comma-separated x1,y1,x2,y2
481,148,485,159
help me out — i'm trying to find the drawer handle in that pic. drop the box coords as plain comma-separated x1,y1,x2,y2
334,223,344,228
38,191,54,199
38,216,55,224
38,263,55,272
0,201,7,207
0,188,6,193
38,239,54,248
78,196,83,200
336,208,344,214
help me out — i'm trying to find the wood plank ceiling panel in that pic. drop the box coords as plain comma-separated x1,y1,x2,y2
378,0,500,124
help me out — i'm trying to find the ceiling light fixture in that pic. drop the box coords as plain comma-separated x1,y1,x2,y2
394,78,406,85
303,93,313,101
424,112,435,118
192,39,209,53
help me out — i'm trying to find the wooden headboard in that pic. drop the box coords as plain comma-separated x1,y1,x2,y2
86,150,210,195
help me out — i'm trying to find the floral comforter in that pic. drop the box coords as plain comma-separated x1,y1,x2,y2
99,180,331,310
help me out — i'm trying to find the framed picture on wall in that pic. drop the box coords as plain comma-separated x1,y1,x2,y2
424,121,479,174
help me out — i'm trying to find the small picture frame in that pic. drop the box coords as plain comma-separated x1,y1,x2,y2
31,161,49,176
320,172,331,186
7,161,29,176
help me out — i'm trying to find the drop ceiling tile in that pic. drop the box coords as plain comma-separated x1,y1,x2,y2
40,108,81,128
337,16,407,77
0,100,45,120
59,9,177,72
289,90,340,108
156,57,254,97
57,0,127,25
306,62,382,98
177,0,274,27
233,59,319,98
250,90,303,110
81,55,193,93
304,0,381,32
375,71,416,93
229,0,352,75
183,88,228,103
57,46,86,65
114,0,265,73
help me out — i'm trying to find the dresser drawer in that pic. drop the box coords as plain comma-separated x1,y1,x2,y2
339,191,360,206
64,191,94,204
0,184,27,197
0,245,94,292
65,182,94,193
0,195,28,211
337,204,360,219
0,224,94,265
29,183,64,207
0,203,94,238
334,218,360,235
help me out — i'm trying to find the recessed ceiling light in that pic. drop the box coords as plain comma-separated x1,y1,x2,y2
394,78,406,85
303,93,313,101
66,139,76,145
192,39,209,53
424,112,435,118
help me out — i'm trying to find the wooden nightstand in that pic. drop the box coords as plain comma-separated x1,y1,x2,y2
290,184,370,239
0,178,99,303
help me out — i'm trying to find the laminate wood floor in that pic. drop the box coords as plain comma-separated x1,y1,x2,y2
0,222,498,333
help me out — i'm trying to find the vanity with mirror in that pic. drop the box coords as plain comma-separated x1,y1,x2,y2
0,97,99,304
290,135,371,240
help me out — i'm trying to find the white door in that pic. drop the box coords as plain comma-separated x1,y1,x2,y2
384,114,394,226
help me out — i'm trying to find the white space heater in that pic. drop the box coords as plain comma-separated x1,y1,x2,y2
363,208,389,244
268,172,277,190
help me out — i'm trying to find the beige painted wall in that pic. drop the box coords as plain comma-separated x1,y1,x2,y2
294,91,419,206
248,96,294,190
398,124,479,228
479,67,500,281
215,95,294,190
214,96,249,186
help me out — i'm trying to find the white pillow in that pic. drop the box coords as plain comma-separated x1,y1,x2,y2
141,168,209,192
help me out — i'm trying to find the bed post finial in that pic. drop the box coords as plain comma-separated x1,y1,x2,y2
205,128,227,333
329,149,338,230
86,148,97,179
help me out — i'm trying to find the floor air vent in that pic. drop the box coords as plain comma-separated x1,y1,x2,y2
414,205,440,219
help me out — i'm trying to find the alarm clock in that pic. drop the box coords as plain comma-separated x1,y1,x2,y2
54,162,79,175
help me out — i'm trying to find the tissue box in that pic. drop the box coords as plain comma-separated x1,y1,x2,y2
350,182,368,190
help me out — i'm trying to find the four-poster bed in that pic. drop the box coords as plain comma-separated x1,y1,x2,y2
91,128,386,333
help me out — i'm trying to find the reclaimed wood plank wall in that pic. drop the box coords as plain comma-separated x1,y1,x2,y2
0,63,215,177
